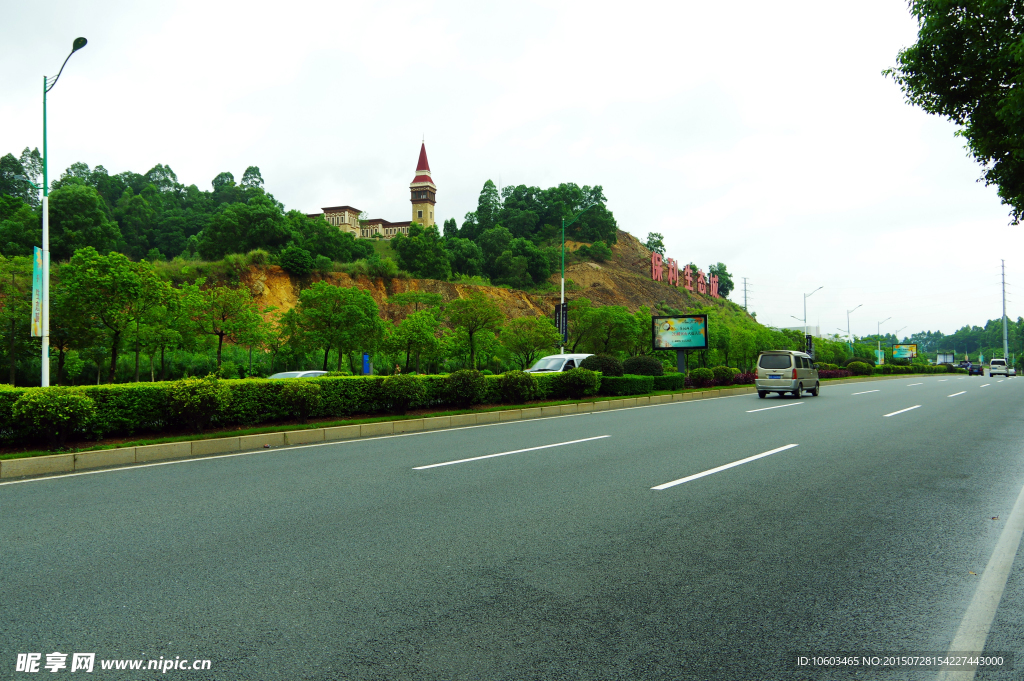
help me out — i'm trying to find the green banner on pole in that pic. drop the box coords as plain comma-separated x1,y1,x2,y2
31,246,43,337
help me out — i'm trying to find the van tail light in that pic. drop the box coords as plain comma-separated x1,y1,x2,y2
792,368,798,379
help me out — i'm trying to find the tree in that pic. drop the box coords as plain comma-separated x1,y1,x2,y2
197,193,290,259
0,256,32,384
0,196,41,257
566,298,602,352
384,309,441,372
183,280,262,366
388,291,443,312
280,246,314,276
644,232,665,254
445,237,484,277
49,266,99,385
49,185,121,261
61,248,165,382
295,282,383,370
391,224,452,280
708,262,735,298
500,316,562,369
887,2,1024,221
445,291,503,369
586,305,636,354
240,166,265,190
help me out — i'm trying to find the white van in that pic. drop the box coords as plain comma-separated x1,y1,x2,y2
755,350,819,398
524,354,593,373
989,358,1009,377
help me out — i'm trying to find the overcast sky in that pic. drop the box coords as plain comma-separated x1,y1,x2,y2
2,0,1018,342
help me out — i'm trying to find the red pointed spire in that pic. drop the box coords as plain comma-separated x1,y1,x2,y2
416,143,430,173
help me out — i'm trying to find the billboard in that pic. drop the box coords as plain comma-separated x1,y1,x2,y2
31,246,43,337
652,315,709,350
892,344,918,359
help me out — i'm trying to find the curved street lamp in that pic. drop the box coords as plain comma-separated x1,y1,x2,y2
39,37,87,387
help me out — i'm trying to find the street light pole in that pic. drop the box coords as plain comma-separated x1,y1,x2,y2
877,317,891,365
40,37,87,387
846,304,862,352
559,203,597,353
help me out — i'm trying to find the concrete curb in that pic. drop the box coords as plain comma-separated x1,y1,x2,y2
0,373,949,480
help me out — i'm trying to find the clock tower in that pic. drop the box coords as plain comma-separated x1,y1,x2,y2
410,143,436,228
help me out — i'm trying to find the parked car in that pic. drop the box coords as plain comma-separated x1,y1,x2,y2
268,371,329,379
755,350,819,399
524,354,593,373
989,358,1009,377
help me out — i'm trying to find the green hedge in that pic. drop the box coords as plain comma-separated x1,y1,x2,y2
652,373,686,391
874,364,951,375
599,374,654,396
0,372,580,446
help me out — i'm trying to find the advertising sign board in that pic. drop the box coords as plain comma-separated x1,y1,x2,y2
936,352,955,364
553,303,568,344
892,344,918,359
30,246,43,338
652,315,709,350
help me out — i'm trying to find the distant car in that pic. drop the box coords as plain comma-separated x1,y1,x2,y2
268,371,329,379
989,358,1009,377
524,354,593,373
958,361,984,376
755,350,819,399
1011,367,1017,376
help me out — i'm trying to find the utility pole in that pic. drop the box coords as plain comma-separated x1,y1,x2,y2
742,277,748,312
1002,259,1009,360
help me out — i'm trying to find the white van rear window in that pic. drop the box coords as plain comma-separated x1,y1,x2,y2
759,355,792,369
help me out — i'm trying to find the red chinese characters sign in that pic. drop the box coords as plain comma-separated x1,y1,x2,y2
651,252,719,298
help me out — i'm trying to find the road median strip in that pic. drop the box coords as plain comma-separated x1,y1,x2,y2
0,373,956,481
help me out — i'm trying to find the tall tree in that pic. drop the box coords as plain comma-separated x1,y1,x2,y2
445,291,503,369
183,280,262,367
49,185,121,260
61,248,164,382
294,282,383,370
499,316,562,369
887,2,1024,221
0,255,32,384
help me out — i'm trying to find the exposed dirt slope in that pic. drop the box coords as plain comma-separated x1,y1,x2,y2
241,230,750,322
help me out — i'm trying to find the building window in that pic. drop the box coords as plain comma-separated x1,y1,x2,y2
417,210,423,218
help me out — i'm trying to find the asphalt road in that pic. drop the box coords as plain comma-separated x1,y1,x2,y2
2,375,1023,680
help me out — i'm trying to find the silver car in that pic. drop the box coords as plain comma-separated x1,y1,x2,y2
755,350,819,398
268,371,330,379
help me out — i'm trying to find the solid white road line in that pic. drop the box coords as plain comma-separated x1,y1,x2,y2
652,444,799,490
745,403,803,413
852,390,880,395
936,478,1024,681
413,435,610,470
907,383,923,386
883,405,921,418
949,391,967,397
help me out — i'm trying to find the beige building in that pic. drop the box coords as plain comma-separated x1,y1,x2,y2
308,143,437,240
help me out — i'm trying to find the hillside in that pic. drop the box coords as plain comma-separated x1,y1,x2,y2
242,230,752,323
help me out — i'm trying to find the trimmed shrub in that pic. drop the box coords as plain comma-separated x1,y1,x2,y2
553,367,601,399
280,380,323,422
844,356,873,367
382,374,425,414
12,388,96,448
689,367,715,388
818,370,852,379
733,372,756,385
280,246,314,276
711,366,737,385
497,370,539,404
580,354,624,377
652,373,686,391
168,374,230,431
599,374,654,396
847,361,872,376
623,355,664,376
445,370,487,407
